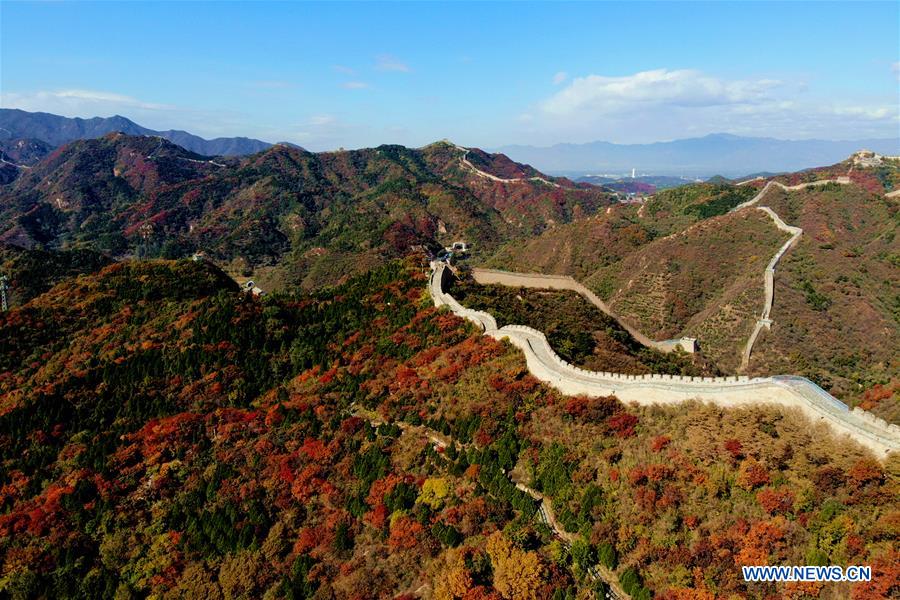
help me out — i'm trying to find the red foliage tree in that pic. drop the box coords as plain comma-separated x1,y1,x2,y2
606,412,639,438
723,439,744,461
848,459,883,490
388,516,424,550
628,467,648,486
851,549,900,599
756,488,795,515
736,459,770,491
651,435,671,453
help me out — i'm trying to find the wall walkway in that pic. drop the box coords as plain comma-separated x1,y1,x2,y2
430,262,900,457
731,177,849,368
470,268,697,353
451,143,568,188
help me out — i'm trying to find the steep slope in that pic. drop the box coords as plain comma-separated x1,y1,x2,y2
0,138,53,165
584,209,787,371
448,272,716,376
745,183,899,412
0,136,611,290
0,108,272,156
0,243,113,308
0,139,53,184
482,160,900,410
0,134,230,250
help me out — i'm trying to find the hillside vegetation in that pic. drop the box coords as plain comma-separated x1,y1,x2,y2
0,257,896,598
0,243,112,308
585,209,787,372
744,184,899,417
0,135,610,291
449,273,715,376
483,162,900,411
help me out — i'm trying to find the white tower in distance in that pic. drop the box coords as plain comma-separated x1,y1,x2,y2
631,168,636,179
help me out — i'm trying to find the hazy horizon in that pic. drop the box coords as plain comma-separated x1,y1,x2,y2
2,107,897,152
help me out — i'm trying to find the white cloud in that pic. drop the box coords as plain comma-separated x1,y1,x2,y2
519,68,899,143
341,81,369,90
309,114,336,126
830,105,895,120
1,89,175,113
552,71,568,85
333,65,356,75
541,69,781,116
375,54,410,72
893,61,900,80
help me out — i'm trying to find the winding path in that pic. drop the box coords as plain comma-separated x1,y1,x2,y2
146,136,227,167
354,406,625,597
0,157,32,170
730,177,850,369
430,263,900,457
451,143,569,189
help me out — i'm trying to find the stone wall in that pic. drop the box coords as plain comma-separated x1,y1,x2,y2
430,263,900,457
731,180,839,368
471,268,697,353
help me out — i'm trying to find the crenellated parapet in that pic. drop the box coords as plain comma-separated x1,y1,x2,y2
429,262,900,457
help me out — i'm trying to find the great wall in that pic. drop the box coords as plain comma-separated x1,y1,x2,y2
451,143,569,189
470,268,697,353
731,176,851,367
429,262,900,457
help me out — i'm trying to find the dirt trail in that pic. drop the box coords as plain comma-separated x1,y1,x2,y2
353,406,627,597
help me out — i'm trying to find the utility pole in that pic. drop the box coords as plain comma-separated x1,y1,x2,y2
0,275,8,312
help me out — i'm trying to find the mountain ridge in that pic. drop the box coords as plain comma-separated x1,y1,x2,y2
0,133,611,290
0,108,274,156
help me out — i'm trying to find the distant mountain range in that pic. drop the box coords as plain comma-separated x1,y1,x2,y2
4,109,897,178
496,133,900,177
0,108,274,156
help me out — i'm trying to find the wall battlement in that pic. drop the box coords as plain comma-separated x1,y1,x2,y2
430,263,900,457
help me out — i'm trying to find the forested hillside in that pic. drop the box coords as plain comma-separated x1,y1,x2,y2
0,243,112,308
745,183,899,420
0,135,610,291
0,257,896,599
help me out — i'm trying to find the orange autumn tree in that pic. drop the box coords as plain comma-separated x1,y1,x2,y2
735,517,787,566
484,531,544,600
433,546,475,600
736,458,771,491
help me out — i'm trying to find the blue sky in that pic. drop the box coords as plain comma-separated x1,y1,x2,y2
2,1,898,150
